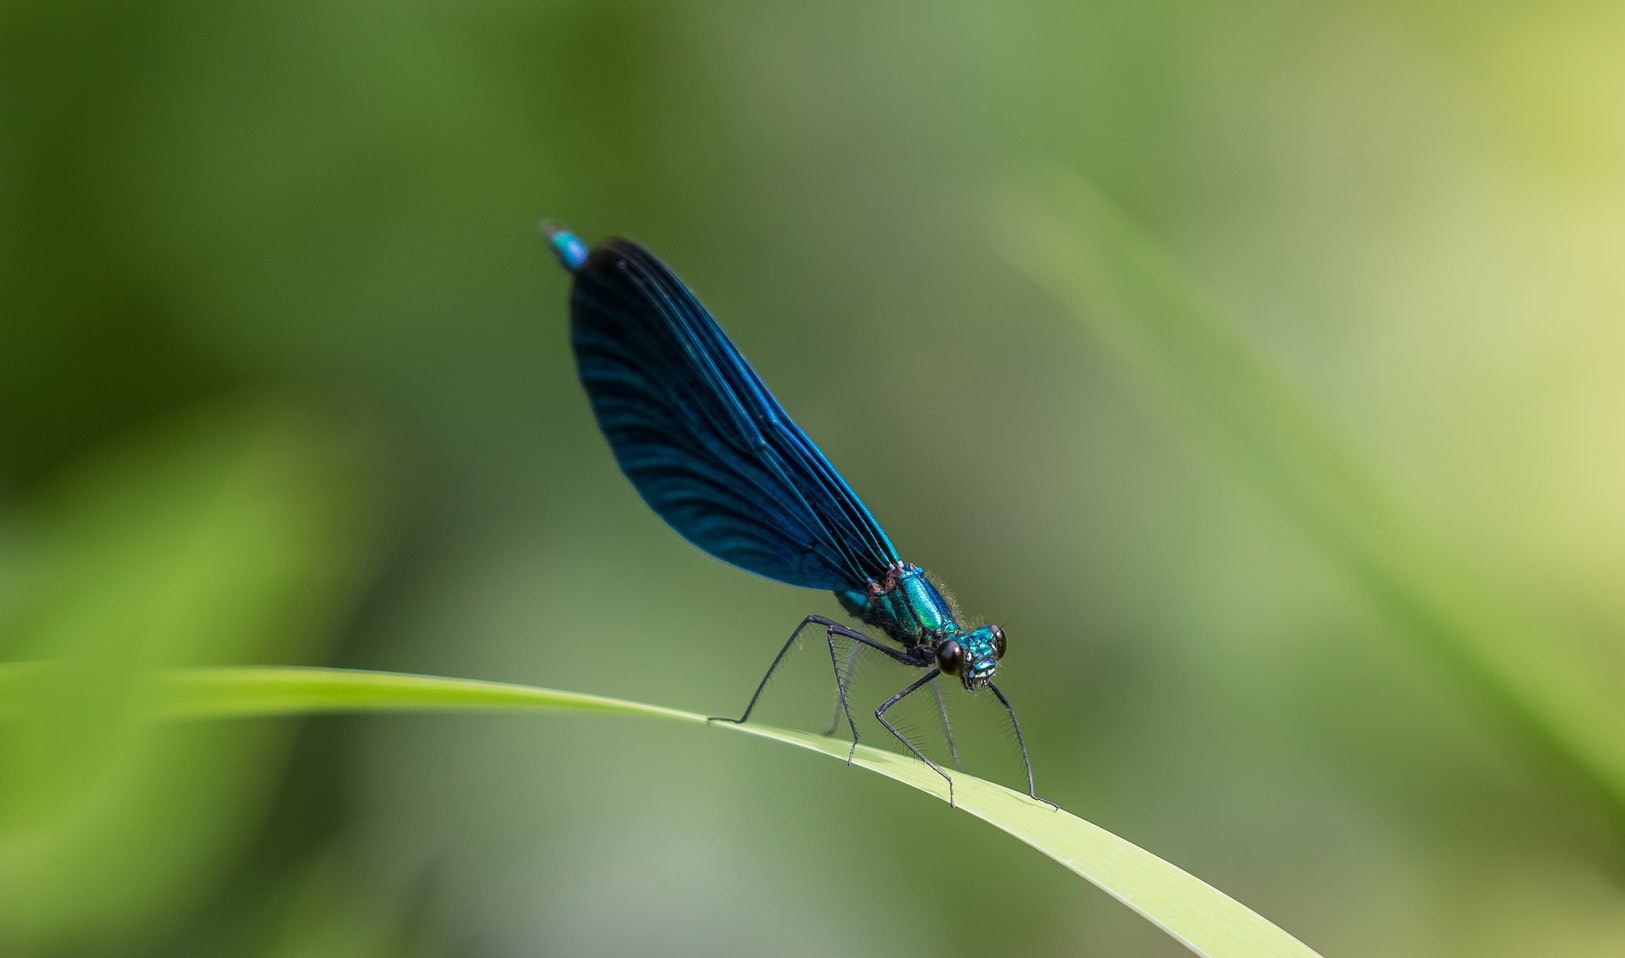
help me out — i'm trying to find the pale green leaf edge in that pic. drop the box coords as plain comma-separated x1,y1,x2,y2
124,664,1320,958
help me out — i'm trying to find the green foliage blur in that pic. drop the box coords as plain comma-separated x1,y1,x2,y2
5,1,1625,956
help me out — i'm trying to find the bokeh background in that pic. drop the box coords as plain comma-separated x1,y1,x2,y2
5,1,1625,955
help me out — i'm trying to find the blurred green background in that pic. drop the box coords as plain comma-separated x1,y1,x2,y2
5,0,1625,955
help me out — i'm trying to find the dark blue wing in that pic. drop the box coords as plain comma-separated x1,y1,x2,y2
568,237,900,592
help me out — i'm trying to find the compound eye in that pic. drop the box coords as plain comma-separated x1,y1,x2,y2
936,640,964,675
990,625,1007,660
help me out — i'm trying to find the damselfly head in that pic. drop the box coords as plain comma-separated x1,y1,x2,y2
937,625,1005,691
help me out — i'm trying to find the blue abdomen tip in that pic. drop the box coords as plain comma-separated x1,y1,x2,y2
540,220,589,272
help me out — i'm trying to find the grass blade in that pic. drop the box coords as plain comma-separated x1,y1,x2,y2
118,664,1322,958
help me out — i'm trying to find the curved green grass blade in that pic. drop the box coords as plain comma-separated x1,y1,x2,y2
137,664,1322,958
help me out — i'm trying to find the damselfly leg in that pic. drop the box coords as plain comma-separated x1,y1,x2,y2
874,668,956,805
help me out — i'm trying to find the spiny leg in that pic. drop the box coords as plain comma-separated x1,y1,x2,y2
876,668,956,807
931,675,965,771
824,639,862,736
712,615,908,725
823,624,862,764
987,680,1056,809
815,621,923,760
709,614,830,725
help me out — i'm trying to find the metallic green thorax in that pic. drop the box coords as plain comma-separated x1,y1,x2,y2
836,564,955,642
835,563,1002,689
